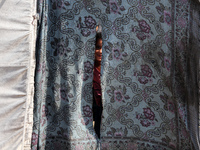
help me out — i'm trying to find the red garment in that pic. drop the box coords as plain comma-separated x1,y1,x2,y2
93,67,102,106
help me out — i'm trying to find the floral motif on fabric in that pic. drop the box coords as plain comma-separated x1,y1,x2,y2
80,61,94,81
107,85,130,103
51,0,70,10
133,64,154,85
50,37,72,57
77,16,96,37
104,41,128,61
101,0,126,14
132,19,153,41
136,107,157,127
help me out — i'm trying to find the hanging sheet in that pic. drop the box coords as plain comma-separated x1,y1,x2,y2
0,0,36,149
32,0,200,149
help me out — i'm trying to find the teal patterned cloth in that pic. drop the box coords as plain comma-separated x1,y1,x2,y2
32,0,200,149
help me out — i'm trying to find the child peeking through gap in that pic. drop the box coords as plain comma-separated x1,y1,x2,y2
93,32,103,139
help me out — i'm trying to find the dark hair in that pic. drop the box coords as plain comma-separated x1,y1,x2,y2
96,33,102,42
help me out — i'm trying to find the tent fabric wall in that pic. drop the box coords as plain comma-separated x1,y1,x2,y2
0,0,36,149
32,0,200,150
0,0,199,150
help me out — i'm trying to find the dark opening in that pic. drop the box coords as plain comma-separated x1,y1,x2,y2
93,31,103,139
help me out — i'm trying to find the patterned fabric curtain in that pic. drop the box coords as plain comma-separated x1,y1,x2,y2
32,0,200,149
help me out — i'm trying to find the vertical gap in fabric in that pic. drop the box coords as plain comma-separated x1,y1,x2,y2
99,26,103,141
93,25,103,139
98,24,104,142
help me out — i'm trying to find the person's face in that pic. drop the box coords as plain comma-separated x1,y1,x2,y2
95,38,102,62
